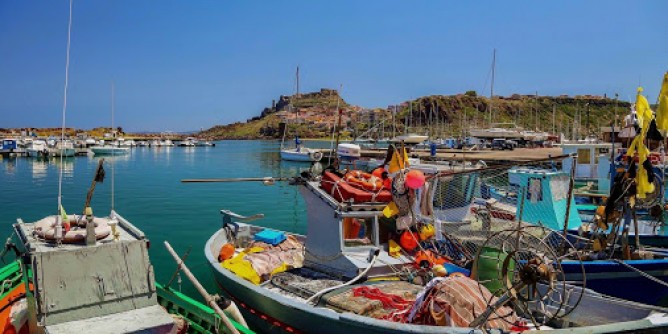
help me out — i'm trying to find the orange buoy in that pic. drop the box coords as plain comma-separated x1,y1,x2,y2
218,243,236,262
399,231,419,251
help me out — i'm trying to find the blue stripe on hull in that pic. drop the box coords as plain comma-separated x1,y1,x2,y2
562,260,668,306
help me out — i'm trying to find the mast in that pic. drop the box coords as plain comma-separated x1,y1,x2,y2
111,81,115,211
57,0,74,227
490,49,496,126
296,66,300,98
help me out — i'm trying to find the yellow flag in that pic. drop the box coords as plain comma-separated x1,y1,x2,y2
657,72,668,131
60,205,68,221
636,87,653,130
383,201,399,218
388,147,409,173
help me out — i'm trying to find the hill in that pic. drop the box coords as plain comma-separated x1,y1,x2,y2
199,89,631,140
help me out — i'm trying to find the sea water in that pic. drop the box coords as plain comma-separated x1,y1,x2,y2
0,140,330,300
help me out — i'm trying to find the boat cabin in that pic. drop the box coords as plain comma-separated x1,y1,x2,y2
2,138,17,150
13,211,177,333
561,142,613,194
507,168,582,231
298,180,412,279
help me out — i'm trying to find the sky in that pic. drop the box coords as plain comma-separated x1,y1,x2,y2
0,1,666,132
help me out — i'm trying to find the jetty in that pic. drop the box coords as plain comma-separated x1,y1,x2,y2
320,147,563,164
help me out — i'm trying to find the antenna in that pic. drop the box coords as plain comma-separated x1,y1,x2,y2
57,0,74,221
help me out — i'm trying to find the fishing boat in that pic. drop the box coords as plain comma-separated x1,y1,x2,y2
179,137,197,147
280,138,323,162
90,145,130,155
0,206,252,334
25,139,49,158
47,140,75,157
473,162,668,306
391,133,428,145
201,159,668,333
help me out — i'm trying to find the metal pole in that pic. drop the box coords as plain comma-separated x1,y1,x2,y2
164,241,243,334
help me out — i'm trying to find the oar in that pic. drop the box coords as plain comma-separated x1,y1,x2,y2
164,241,246,333
181,177,291,183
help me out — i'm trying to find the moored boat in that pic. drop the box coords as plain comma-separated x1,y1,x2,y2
202,166,668,333
90,145,131,155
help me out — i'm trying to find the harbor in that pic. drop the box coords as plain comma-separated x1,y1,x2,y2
2,0,668,333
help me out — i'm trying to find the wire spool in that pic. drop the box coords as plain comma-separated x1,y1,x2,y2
471,226,585,329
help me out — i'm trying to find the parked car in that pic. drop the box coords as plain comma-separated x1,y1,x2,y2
491,138,515,150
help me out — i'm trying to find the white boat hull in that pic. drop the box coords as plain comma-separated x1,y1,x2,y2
90,146,130,156
280,148,322,162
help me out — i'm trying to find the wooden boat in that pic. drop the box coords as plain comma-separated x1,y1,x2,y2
0,225,252,334
205,175,668,333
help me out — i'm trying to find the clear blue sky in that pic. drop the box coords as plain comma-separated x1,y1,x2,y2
1,1,666,132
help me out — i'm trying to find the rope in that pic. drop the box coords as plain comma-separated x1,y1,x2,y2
612,259,668,288
306,252,379,305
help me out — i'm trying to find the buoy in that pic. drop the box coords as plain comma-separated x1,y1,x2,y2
218,243,236,262
405,170,425,189
432,264,447,277
399,231,418,251
419,224,435,241
372,167,384,179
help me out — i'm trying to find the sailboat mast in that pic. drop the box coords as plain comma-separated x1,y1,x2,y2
296,66,300,98
490,49,496,126
111,81,115,211
57,0,74,219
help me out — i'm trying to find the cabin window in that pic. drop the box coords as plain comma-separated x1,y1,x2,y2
576,149,591,164
550,175,569,201
342,217,377,247
526,177,543,203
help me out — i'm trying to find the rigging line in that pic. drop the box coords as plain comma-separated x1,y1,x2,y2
58,0,74,217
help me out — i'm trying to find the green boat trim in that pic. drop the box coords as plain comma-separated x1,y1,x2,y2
0,259,254,334
156,283,255,334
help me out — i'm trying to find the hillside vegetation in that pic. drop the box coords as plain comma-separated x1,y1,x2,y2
199,89,631,140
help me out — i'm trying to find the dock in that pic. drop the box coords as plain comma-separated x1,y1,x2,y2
320,147,563,165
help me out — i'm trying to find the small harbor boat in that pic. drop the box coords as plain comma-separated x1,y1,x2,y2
90,145,130,155
196,147,668,333
25,139,49,157
391,133,428,145
48,140,75,157
280,136,323,162
179,137,197,147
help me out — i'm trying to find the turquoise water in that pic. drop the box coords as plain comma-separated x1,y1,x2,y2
0,140,330,300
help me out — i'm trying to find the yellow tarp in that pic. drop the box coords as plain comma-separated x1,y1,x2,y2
657,72,668,131
627,87,655,199
636,87,653,130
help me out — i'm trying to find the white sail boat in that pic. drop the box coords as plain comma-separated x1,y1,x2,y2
280,66,323,162
90,83,130,156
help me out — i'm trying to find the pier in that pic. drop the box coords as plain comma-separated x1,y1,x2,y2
320,147,563,164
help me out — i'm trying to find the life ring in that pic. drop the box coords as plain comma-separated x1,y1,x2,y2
344,170,384,191
33,215,112,243
310,151,323,162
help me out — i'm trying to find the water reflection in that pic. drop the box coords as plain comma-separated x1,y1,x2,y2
51,157,74,176
31,160,48,179
2,157,17,176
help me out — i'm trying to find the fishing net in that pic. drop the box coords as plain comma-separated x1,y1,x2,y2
425,158,587,328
